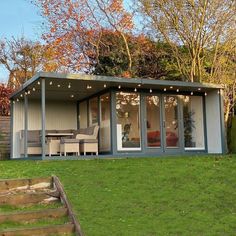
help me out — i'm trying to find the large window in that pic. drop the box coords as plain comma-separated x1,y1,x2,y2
79,101,87,128
164,96,179,148
99,93,111,152
116,92,141,150
183,96,205,149
146,96,161,147
89,97,98,126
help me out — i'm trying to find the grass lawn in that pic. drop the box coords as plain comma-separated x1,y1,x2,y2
0,155,235,235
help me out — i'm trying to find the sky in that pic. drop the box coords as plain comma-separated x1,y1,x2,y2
0,0,43,83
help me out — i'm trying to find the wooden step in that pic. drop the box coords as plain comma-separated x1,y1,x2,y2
0,191,59,206
0,223,75,236
0,207,67,224
0,177,53,193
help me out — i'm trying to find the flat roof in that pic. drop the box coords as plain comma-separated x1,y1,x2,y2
10,72,223,101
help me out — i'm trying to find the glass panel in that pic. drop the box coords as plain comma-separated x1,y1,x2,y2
183,96,205,149
79,101,87,128
89,97,98,126
164,96,179,148
116,92,141,150
99,93,111,152
146,96,161,147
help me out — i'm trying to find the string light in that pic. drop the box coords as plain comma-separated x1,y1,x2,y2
27,90,31,95
191,92,193,95
68,83,71,89
170,86,173,89
176,89,179,92
20,94,23,97
16,98,19,102
134,88,137,92
87,85,92,89
57,84,61,88
118,85,121,89
32,87,36,91
49,81,53,85
104,84,107,88
37,81,40,85
150,89,152,93
164,88,167,91
138,84,141,87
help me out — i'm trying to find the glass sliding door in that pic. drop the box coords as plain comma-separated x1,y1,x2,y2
146,95,161,148
99,93,111,152
183,96,205,150
116,92,141,150
79,101,88,128
89,97,98,126
164,96,179,148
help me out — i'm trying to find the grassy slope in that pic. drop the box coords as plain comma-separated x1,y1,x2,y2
0,155,235,235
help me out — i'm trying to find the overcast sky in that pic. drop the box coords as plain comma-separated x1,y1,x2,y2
0,0,43,83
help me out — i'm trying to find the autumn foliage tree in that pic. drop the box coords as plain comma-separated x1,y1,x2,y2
0,83,13,116
0,36,61,89
33,0,134,75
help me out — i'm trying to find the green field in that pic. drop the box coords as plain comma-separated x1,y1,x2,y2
0,155,235,235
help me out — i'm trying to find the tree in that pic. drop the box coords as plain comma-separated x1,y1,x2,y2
0,36,60,89
33,0,134,75
138,0,236,82
0,83,13,116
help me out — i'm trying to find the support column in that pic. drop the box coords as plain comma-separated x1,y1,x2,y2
41,79,46,159
10,100,14,159
24,92,28,158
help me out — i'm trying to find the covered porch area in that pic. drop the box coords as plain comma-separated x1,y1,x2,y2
10,72,226,159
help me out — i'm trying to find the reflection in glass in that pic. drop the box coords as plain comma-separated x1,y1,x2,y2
164,96,179,147
116,92,141,150
79,101,87,128
146,96,161,147
89,97,98,126
183,96,205,149
100,93,111,152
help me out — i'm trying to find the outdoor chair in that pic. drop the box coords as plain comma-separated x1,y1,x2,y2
60,125,99,156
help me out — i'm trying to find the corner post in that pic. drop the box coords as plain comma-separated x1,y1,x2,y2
10,100,14,159
24,92,28,158
41,79,46,159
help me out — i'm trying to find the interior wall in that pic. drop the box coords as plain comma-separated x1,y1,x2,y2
12,99,77,158
205,91,222,153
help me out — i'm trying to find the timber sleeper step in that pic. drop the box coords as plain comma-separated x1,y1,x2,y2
0,223,75,236
0,177,52,193
0,191,59,206
0,207,68,224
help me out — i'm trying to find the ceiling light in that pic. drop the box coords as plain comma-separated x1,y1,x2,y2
170,86,173,89
37,81,40,85
198,88,201,91
57,84,61,88
118,85,121,89
68,83,71,88
191,92,193,95
164,88,167,91
176,89,179,92
138,84,141,87
150,89,152,93
134,88,137,92
104,84,107,88
32,87,36,91
49,81,53,85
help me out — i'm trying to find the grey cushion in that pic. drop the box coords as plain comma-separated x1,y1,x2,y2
28,142,41,147
61,138,80,144
79,139,98,144
28,130,40,143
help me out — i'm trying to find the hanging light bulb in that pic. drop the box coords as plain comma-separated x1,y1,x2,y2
191,92,193,95
32,87,36,91
134,88,137,92
68,83,71,89
49,81,53,85
118,85,121,89
198,88,201,91
176,89,179,92
104,84,107,88
205,92,207,96
170,86,173,89
164,88,167,91
37,81,40,85
57,84,61,88
138,84,141,87
16,98,19,102
150,89,152,93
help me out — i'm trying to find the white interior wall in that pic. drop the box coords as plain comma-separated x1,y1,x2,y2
12,99,77,158
205,91,222,153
